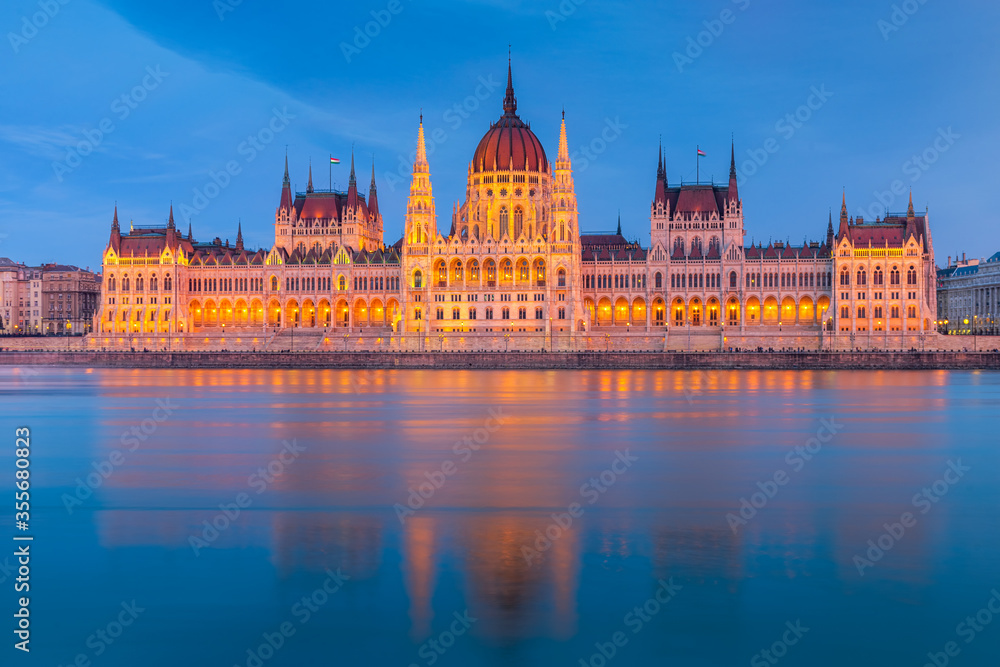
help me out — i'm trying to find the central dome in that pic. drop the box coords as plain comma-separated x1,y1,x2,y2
470,64,548,174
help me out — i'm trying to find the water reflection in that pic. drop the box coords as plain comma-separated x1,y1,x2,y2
4,368,999,665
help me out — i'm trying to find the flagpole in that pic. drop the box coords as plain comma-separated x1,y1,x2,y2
329,154,332,192
697,145,700,184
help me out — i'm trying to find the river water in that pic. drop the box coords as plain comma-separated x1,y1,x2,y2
2,368,999,666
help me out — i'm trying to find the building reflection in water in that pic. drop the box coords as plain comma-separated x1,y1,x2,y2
81,367,970,647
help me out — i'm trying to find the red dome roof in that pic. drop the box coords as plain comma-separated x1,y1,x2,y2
470,64,548,174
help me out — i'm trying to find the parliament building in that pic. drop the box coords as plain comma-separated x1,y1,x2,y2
95,63,939,350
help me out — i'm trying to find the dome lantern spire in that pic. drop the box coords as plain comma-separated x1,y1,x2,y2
503,52,517,116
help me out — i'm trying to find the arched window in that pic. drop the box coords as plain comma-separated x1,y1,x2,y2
164,274,172,291
270,276,279,291
691,237,702,253
136,275,144,291
109,275,116,291
890,267,900,285
840,268,850,286
123,275,130,291
499,207,510,238
338,275,347,291
150,274,158,291
413,270,423,289
907,266,917,285
873,267,883,285
729,271,737,289
655,272,663,289
558,269,566,287
856,268,866,286
673,237,685,255
513,207,524,238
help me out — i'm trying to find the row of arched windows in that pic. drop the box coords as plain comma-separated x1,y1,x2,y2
107,273,171,292
841,266,916,287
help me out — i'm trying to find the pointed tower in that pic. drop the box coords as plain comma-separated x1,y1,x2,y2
838,191,851,240
307,160,314,194
616,212,622,237
368,160,380,220
279,152,293,210
235,221,244,252
109,205,122,255
650,138,671,253
347,151,358,209
552,109,578,244
728,140,739,203
404,115,437,245
907,190,915,218
503,57,517,116
655,140,667,204
188,222,193,240
826,209,835,248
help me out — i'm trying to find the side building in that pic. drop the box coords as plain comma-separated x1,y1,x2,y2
936,252,1000,335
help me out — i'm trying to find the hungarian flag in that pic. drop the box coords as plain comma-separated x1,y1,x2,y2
697,148,706,157
330,157,341,164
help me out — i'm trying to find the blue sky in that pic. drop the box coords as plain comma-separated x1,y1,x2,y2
1,0,997,268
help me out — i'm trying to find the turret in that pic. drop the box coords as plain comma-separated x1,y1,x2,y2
728,140,739,203
368,160,380,220
654,140,667,206
307,159,314,194
404,115,436,244
279,152,293,211
109,205,121,254
551,110,578,243
235,221,244,252
838,191,850,240
347,152,358,209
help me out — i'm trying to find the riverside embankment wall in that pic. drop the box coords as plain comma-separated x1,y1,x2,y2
1,351,998,370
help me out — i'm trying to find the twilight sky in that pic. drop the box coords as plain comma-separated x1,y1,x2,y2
1,0,997,269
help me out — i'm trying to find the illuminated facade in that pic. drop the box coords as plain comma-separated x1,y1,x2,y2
94,62,938,347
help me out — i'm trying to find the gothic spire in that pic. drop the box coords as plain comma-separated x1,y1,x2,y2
188,221,192,240
728,137,739,202
415,115,429,172
235,220,244,251
557,111,570,163
112,204,119,232
657,138,665,179
907,190,915,218
616,211,622,236
654,139,667,205
368,158,380,220
168,203,175,230
307,159,314,193
279,154,293,210
347,150,359,208
503,55,517,116
838,192,850,240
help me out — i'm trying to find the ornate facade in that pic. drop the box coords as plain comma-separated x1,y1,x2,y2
94,62,938,348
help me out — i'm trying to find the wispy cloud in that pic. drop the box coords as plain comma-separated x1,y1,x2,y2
0,125,87,160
